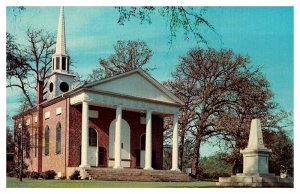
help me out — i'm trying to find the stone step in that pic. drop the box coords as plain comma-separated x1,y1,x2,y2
85,168,194,182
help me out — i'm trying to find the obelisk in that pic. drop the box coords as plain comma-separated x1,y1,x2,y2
240,119,271,174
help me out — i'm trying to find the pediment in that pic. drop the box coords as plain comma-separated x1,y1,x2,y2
86,70,183,105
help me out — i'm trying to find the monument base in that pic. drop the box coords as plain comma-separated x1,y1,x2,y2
216,173,293,187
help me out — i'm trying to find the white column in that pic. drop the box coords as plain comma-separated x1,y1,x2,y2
80,101,90,168
171,113,180,171
114,105,122,168
144,110,153,170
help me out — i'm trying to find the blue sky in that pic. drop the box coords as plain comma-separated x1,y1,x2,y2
6,6,294,155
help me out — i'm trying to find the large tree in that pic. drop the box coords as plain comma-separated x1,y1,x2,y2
87,40,153,81
6,29,56,108
166,48,275,178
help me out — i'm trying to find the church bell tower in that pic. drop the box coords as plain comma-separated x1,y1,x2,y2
47,7,75,100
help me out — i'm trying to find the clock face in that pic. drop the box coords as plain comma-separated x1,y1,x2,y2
49,82,53,93
59,82,69,92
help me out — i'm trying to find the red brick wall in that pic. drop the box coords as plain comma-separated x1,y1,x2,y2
68,104,82,167
68,105,164,169
41,99,67,175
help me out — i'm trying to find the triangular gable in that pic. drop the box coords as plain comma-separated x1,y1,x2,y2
85,69,184,105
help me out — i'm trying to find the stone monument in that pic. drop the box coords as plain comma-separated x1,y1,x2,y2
217,119,293,187
240,119,271,175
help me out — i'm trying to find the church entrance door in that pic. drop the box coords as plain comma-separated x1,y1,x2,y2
109,119,131,167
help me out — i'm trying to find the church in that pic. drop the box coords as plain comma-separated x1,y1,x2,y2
12,7,183,179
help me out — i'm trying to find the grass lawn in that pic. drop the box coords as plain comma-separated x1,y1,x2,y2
6,177,216,188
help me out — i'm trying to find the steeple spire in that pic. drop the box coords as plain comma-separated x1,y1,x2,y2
55,7,66,55
51,6,70,73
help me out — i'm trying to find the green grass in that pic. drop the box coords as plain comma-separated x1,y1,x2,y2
6,177,216,188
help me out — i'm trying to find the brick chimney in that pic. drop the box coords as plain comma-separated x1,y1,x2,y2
37,80,44,172
37,80,43,105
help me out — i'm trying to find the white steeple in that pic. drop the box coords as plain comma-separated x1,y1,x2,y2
51,6,70,73
55,6,66,55
47,7,75,101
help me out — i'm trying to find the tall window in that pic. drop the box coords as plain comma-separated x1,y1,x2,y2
89,128,97,147
34,132,37,157
45,126,50,156
56,122,62,154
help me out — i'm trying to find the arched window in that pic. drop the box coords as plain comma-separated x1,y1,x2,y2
45,126,50,156
89,128,97,147
56,122,62,154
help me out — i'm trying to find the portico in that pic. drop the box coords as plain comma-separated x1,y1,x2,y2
68,69,183,171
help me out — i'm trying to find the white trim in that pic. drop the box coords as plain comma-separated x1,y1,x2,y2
70,90,180,115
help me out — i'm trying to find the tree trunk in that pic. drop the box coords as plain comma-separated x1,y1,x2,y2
191,136,201,178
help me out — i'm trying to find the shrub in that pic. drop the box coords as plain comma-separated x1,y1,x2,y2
23,171,31,178
7,171,15,177
30,171,40,179
41,170,57,179
69,170,81,180
40,172,46,179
